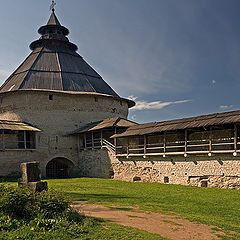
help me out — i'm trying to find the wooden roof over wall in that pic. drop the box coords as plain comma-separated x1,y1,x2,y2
0,120,41,131
112,110,240,138
69,117,137,135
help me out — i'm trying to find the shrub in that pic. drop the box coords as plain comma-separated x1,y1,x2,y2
28,218,65,232
63,210,86,223
0,184,32,217
35,190,70,218
0,184,92,240
0,214,20,231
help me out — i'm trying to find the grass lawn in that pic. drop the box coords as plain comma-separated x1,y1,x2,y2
47,178,240,235
0,179,167,240
76,221,168,240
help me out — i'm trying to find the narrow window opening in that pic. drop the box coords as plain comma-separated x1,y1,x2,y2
94,97,98,102
164,176,169,183
49,95,53,100
201,180,208,187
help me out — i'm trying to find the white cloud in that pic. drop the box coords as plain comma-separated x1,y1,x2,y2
132,99,190,111
127,95,138,101
212,80,216,84
130,114,137,121
219,105,233,110
0,69,11,79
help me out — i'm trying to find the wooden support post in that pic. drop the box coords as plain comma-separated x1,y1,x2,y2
144,135,147,158
2,130,4,150
77,134,80,158
91,132,94,149
24,131,27,149
84,133,87,150
163,132,166,157
127,137,129,158
209,128,212,156
114,127,117,155
234,124,237,155
184,129,187,157
100,130,103,148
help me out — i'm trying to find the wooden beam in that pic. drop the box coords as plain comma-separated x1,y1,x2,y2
163,132,166,156
114,127,117,155
184,129,187,157
100,130,103,148
144,135,147,157
209,127,212,156
24,131,27,149
127,137,129,157
77,134,80,158
2,130,4,150
91,132,94,149
84,133,87,150
234,124,237,155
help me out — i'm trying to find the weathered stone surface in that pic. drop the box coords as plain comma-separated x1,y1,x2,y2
76,147,240,190
19,161,48,192
28,181,48,192
21,162,41,184
111,156,240,190
0,91,128,177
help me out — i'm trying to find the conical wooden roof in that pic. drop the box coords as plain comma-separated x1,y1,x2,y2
0,11,119,97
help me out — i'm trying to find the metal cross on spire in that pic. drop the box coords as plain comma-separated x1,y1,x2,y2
50,1,56,12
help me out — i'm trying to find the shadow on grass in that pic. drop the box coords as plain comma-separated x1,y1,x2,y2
68,192,136,202
0,176,19,183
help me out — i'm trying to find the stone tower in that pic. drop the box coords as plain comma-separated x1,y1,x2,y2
0,8,134,177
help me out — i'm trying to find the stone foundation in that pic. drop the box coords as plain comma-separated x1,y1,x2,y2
111,154,240,190
188,176,240,189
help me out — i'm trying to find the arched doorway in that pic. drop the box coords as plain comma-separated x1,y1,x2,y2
46,158,74,179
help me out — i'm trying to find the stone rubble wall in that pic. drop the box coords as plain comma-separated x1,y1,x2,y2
112,157,240,189
188,176,240,189
78,148,115,179
76,148,240,190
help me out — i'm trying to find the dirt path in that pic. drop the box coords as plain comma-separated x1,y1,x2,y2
72,201,225,240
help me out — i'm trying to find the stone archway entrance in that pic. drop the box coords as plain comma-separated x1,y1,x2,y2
46,158,74,179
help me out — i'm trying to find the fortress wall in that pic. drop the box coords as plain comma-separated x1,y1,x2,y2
75,147,240,190
78,148,115,179
112,155,240,189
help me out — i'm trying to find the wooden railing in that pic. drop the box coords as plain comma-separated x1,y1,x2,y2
116,137,238,158
79,138,116,152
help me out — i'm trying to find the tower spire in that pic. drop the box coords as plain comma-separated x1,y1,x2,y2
50,1,56,12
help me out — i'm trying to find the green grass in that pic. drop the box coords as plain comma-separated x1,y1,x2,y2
46,178,240,235
0,217,167,240
76,221,168,240
0,179,167,240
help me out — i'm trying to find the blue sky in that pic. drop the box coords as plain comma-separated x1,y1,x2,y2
0,0,240,123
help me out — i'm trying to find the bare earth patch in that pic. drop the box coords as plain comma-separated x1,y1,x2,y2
72,201,225,240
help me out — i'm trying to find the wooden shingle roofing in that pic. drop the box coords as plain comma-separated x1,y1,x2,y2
0,120,41,132
69,117,137,135
112,110,240,138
